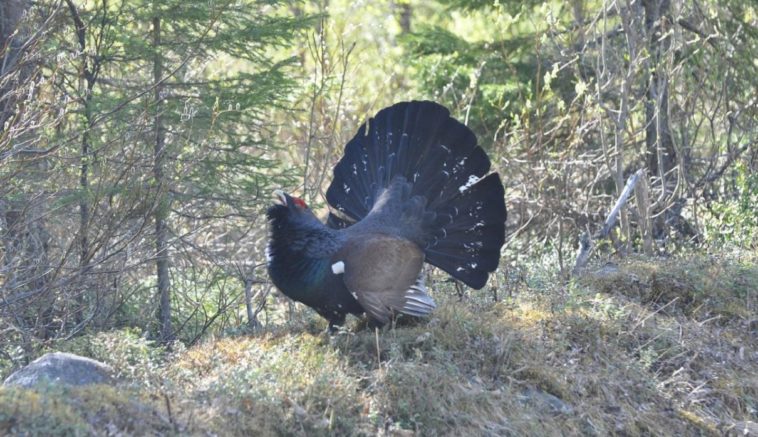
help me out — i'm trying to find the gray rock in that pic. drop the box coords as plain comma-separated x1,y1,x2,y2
3,352,114,388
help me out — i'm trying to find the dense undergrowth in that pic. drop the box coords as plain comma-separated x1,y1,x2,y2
0,252,756,436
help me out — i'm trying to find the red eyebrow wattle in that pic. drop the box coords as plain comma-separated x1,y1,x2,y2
293,197,307,208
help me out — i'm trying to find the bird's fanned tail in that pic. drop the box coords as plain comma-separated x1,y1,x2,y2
326,101,506,289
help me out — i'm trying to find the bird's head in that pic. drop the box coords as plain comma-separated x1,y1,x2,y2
273,190,308,210
266,190,335,261
266,190,319,228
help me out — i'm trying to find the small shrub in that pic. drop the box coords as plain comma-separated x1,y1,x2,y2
0,387,89,435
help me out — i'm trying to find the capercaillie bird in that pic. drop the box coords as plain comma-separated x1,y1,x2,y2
266,101,506,329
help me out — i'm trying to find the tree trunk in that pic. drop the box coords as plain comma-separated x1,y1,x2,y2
634,174,654,255
243,278,259,329
65,0,97,326
1,1,54,339
643,0,677,185
0,0,31,128
393,1,412,34
152,14,172,344
0,0,29,59
643,0,686,243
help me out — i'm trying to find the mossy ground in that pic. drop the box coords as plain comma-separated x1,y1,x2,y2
1,253,755,436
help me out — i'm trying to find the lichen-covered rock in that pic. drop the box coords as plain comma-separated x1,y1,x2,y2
2,352,114,388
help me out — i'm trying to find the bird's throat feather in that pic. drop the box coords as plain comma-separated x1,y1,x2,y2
268,250,330,299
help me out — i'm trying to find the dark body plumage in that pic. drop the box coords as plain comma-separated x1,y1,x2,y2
266,101,506,328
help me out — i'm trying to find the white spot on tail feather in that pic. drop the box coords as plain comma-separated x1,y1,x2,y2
458,174,480,193
331,261,345,275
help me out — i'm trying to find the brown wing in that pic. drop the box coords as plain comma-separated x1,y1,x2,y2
339,234,435,324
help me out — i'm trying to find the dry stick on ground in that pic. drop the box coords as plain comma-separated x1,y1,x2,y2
572,168,645,276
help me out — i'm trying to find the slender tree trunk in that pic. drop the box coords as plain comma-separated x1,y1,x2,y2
393,1,412,34
643,0,676,184
635,174,654,255
0,0,31,128
0,1,27,43
643,0,680,243
76,97,92,325
65,0,96,326
243,278,259,329
152,14,172,343
1,0,55,339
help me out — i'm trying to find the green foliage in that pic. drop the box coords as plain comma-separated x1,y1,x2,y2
0,0,315,346
436,0,544,13
53,328,167,384
400,2,563,143
99,0,313,215
168,269,246,344
704,165,758,249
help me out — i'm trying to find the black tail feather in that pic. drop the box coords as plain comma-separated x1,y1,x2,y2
423,173,506,288
326,101,506,289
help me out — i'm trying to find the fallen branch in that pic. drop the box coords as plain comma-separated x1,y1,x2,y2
572,168,645,276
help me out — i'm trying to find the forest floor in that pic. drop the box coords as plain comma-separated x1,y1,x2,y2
0,252,756,436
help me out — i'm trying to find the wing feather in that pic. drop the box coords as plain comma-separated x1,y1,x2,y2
339,234,435,324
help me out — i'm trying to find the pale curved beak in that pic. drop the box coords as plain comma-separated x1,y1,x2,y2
273,190,287,206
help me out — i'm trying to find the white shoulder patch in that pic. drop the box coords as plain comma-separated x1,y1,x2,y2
331,261,345,275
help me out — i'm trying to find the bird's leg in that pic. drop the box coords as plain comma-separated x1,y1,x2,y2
350,317,387,332
327,320,339,333
327,313,347,334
